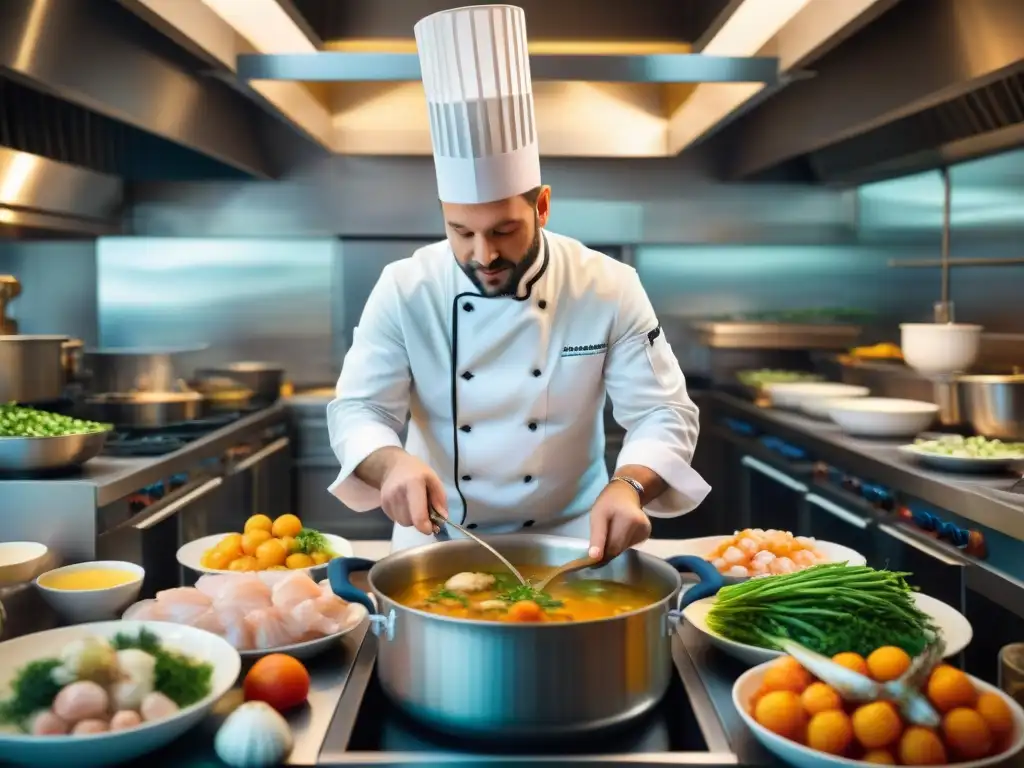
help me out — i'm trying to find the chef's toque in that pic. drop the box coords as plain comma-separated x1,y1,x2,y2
414,5,541,205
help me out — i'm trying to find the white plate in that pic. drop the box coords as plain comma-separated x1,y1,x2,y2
765,382,871,412
670,535,867,575
237,603,369,661
177,532,354,578
899,444,1024,474
0,620,240,767
685,591,972,667
734,658,1023,768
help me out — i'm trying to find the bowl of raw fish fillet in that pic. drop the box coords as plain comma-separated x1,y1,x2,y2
671,529,866,582
122,571,367,659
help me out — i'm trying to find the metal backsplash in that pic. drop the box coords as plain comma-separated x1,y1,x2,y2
95,238,337,386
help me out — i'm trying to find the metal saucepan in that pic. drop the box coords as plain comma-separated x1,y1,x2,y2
195,362,284,405
188,376,254,413
85,391,205,428
83,347,206,394
958,373,1024,440
0,335,80,404
328,535,720,738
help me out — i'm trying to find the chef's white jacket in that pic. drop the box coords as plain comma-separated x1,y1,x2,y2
327,231,711,551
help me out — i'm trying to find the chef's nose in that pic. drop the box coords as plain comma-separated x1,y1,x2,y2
474,238,501,267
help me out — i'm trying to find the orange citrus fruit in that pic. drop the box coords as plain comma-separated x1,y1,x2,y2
243,654,310,713
926,665,978,713
801,682,842,716
279,535,297,554
228,555,258,572
241,529,273,556
976,692,1015,740
831,652,870,677
897,726,947,765
244,514,273,534
852,701,902,749
861,749,896,764
255,538,289,569
763,656,813,694
866,646,912,682
205,549,233,571
271,514,303,538
311,551,331,565
285,552,314,569
942,707,993,760
806,710,853,755
754,690,807,741
215,533,245,561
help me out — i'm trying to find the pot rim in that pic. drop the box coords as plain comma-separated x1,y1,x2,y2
959,374,1024,384
365,534,685,630
0,335,70,342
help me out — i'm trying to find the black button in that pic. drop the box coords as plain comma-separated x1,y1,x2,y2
524,475,533,483
538,300,547,309
462,302,474,312
459,425,472,433
522,520,535,528
528,422,537,431
461,475,471,481
532,369,541,377
467,523,478,530
461,371,474,381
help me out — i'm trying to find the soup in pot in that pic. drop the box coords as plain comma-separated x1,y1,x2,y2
393,566,661,623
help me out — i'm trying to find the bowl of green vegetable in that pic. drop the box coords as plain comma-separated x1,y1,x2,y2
0,621,240,767
0,405,112,472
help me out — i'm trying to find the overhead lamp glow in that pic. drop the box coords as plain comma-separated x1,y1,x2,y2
201,0,316,54
702,0,814,56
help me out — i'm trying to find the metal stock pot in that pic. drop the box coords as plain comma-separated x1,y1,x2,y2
328,535,721,738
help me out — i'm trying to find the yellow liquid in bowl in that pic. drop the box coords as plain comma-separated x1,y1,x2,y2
39,568,139,591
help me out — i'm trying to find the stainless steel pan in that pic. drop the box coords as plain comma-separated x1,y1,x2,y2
959,373,1024,439
85,391,205,428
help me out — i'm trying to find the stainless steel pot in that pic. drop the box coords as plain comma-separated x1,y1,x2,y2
959,374,1024,439
195,362,284,404
0,335,71,404
85,391,205,428
327,535,720,738
83,349,178,393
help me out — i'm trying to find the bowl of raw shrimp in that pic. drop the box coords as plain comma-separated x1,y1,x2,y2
671,530,866,582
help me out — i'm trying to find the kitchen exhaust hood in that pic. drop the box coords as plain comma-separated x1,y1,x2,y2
716,0,1024,185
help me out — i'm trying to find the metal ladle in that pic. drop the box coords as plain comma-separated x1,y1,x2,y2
534,555,602,592
428,507,527,586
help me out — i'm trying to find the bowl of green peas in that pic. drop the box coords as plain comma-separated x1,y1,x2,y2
0,404,113,472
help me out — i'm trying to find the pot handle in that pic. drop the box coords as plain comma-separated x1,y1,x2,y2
328,557,376,613
665,555,725,609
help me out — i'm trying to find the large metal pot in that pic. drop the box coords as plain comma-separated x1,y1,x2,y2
83,349,180,393
85,391,205,428
328,535,719,738
0,335,71,404
959,373,1024,439
195,362,284,405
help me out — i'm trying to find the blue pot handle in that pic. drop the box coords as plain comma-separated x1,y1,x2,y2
328,557,376,613
666,554,725,609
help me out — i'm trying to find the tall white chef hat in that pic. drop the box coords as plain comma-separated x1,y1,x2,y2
414,5,541,205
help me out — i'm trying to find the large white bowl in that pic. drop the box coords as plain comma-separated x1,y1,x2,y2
901,322,983,376
0,542,51,586
177,532,354,578
0,620,241,767
828,397,939,438
686,591,973,667
765,382,870,413
35,561,145,624
734,658,1024,768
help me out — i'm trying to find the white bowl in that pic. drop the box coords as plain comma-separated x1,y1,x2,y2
901,322,983,376
0,542,51,586
734,659,1024,768
686,591,972,667
828,398,939,438
765,382,870,412
800,391,871,420
35,561,145,624
0,620,240,767
177,532,354,578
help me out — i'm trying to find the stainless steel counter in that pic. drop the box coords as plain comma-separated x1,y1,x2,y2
708,392,1024,541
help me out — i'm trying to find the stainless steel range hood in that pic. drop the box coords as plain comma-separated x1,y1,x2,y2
0,148,122,239
716,0,1024,185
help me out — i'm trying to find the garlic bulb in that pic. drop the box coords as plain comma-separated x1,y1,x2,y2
214,701,293,768
110,649,156,711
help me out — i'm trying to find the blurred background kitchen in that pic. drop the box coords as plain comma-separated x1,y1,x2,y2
3,0,1024,678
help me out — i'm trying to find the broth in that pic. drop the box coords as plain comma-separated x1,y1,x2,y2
393,565,661,623
39,568,138,591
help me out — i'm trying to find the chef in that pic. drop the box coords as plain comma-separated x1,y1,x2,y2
327,4,711,557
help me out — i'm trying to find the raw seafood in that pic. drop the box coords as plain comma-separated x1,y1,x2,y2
707,529,826,579
121,571,363,652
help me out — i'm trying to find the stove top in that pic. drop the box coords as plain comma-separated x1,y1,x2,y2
102,409,258,457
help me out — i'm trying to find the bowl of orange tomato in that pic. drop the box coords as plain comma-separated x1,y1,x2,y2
176,513,353,578
735,648,1024,767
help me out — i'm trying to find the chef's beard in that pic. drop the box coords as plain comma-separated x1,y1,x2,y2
462,215,542,297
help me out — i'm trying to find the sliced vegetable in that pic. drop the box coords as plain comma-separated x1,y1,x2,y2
913,434,1024,459
0,404,111,438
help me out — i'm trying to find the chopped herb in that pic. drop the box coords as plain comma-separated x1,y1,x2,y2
427,587,468,607
294,527,333,555
498,583,563,609
0,659,62,729
112,629,213,708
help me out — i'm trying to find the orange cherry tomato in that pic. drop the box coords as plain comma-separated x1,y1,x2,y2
243,654,310,712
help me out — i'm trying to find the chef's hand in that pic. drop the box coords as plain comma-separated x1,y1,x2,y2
378,451,448,535
588,481,652,561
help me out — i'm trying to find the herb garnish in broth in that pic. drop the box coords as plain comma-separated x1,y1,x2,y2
498,583,563,609
426,587,468,606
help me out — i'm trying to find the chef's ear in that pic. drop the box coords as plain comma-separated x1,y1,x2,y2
533,185,552,227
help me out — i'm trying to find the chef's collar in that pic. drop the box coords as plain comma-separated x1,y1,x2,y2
452,232,548,300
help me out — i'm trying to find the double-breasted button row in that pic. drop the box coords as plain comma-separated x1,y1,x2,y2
459,368,541,380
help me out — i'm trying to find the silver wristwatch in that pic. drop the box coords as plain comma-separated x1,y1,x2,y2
610,475,644,501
